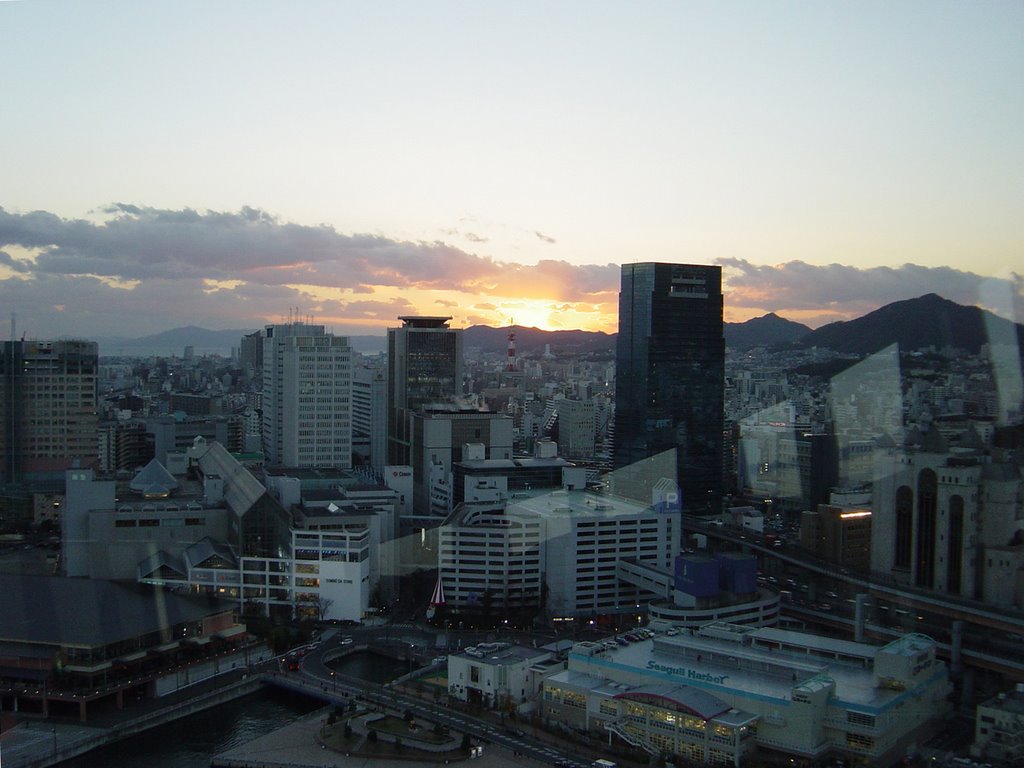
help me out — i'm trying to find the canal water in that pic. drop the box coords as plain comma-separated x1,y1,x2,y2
60,652,408,767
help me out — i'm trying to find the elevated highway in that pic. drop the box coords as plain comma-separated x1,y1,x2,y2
683,518,1024,680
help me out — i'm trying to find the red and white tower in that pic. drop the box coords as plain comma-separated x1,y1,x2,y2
505,329,518,372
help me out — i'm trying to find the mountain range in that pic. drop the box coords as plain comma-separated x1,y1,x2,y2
91,294,1023,359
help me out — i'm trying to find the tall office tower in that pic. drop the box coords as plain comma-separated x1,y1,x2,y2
1,340,99,484
614,263,724,514
387,316,463,466
239,330,264,380
262,323,352,468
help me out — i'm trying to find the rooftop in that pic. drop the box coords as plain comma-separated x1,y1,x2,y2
507,490,654,520
457,643,550,667
574,627,940,713
0,574,235,648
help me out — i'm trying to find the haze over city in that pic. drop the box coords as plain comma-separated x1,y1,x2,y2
1,2,1022,338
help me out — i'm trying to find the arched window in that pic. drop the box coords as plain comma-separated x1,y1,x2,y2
947,495,965,593
895,485,913,569
916,469,937,589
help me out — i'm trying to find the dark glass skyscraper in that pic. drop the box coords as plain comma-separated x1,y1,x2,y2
387,316,464,466
613,263,724,514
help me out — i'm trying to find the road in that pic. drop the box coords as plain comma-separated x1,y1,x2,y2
272,630,609,768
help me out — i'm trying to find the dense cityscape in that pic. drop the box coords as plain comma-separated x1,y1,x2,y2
3,3,1022,768
1,265,1023,768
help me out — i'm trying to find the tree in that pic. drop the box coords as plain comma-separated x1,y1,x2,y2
269,626,292,654
316,596,335,622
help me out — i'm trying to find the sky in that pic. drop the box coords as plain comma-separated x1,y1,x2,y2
1,1,1021,339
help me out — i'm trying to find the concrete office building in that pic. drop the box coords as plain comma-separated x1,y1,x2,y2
614,264,724,514
544,625,950,767
265,465,401,601
262,322,352,468
872,447,1024,605
387,316,463,466
1,339,98,484
352,364,388,471
438,489,679,620
452,439,586,507
408,409,513,521
240,329,264,379
555,397,598,459
971,684,1024,765
148,414,243,465
800,503,872,571
97,419,152,473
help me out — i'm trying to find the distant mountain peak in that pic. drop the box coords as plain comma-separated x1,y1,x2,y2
796,293,1024,356
724,313,811,350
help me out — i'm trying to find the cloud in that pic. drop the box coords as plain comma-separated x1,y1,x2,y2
0,250,30,273
3,204,1018,338
464,232,489,243
534,231,556,244
0,204,624,337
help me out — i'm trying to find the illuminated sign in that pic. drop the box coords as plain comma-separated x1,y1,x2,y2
646,660,729,685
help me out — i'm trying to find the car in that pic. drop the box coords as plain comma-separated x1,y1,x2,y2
432,656,447,665
615,637,629,646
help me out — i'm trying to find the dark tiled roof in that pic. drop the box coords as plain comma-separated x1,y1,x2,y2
0,574,234,648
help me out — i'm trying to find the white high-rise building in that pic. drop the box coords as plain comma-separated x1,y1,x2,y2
352,363,387,472
262,323,352,468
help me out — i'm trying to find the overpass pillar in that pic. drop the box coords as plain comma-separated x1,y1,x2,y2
854,593,868,643
960,667,976,715
950,620,964,676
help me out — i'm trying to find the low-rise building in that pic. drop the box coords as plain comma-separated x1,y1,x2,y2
971,685,1024,765
447,642,553,708
543,624,951,767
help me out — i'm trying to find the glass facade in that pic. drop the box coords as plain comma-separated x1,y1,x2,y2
387,317,464,465
614,263,725,514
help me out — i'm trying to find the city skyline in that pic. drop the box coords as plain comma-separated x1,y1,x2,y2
1,2,1022,339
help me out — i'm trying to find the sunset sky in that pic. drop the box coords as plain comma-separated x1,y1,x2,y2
1,2,1021,339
